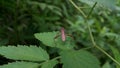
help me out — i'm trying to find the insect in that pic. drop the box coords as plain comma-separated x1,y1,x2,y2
60,27,66,41
54,27,74,42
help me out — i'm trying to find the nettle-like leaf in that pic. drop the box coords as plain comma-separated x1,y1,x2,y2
60,50,100,68
35,32,58,47
0,45,49,61
54,36,75,50
102,62,111,68
35,32,75,50
41,59,58,68
0,61,39,68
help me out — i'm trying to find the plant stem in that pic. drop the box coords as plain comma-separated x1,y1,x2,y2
69,0,87,18
70,0,120,66
86,2,97,18
95,45,120,66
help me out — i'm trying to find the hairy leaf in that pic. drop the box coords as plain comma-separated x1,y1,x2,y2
35,32,58,47
35,32,75,50
0,46,49,61
0,61,40,68
60,50,100,68
41,59,58,68
102,62,111,68
54,36,75,50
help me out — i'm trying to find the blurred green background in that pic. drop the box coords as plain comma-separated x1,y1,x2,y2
0,0,120,67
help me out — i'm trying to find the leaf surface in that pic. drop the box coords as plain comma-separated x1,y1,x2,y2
0,46,49,61
35,32,58,47
102,62,111,68
0,62,39,68
35,32,75,50
60,50,100,68
41,59,58,68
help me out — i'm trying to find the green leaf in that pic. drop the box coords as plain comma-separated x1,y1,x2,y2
35,32,75,50
0,45,49,61
102,62,111,68
34,32,58,47
54,36,75,50
41,59,58,68
0,62,39,68
60,50,100,68
79,0,116,9
115,35,120,46
109,46,120,68
27,1,47,10
47,5,62,16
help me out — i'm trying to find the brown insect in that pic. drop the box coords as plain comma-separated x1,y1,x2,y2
54,27,74,42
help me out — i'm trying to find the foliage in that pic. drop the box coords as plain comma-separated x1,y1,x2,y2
102,62,111,68
0,45,49,61
0,62,39,68
41,59,58,68
0,0,120,68
0,32,100,68
60,50,100,68
110,46,120,68
35,32,58,47
35,32,75,50
79,0,116,9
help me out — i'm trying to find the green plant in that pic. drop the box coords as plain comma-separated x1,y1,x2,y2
0,31,100,68
69,0,120,68
0,0,120,68
70,0,120,67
